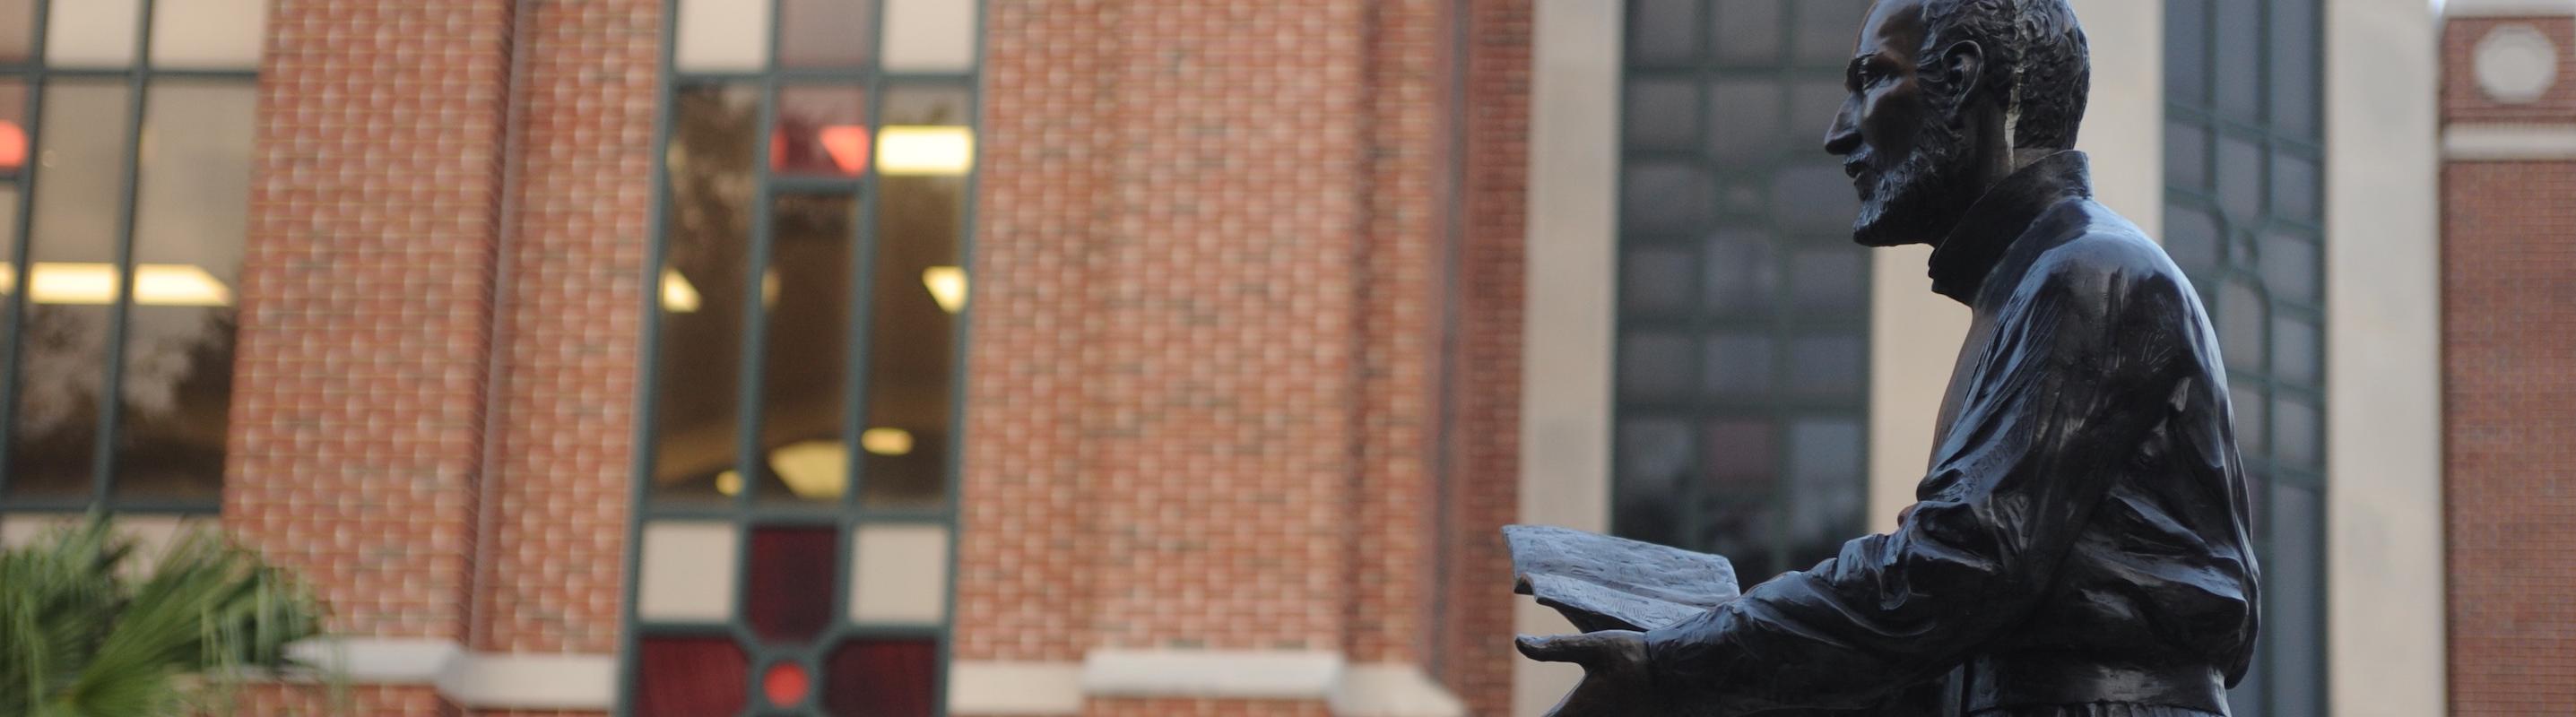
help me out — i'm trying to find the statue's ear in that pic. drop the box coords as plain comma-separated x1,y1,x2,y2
1939,39,1986,105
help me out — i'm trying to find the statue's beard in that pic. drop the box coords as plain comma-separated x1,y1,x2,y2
1852,117,1978,248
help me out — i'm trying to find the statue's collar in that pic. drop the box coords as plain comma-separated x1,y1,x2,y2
1927,151,2095,303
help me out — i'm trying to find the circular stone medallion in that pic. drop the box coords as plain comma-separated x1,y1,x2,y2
2476,24,2561,105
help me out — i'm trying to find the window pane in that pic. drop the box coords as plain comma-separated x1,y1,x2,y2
1791,0,1870,64
1701,333,1770,398
1772,165,1854,237
637,522,739,622
1785,418,1864,567
1709,0,1782,64
2211,0,2259,121
635,637,750,717
747,526,839,643
2272,315,2320,387
651,85,759,505
0,80,21,180
0,0,30,65
1626,161,1713,237
1621,245,1696,313
1787,247,1862,314
1627,0,1698,65
851,523,949,624
2232,382,2267,456
46,0,140,67
2270,151,2318,223
2259,232,2318,305
8,81,129,500
1787,333,1862,398
1701,419,1772,488
2165,206,2220,274
781,0,876,69
2164,0,2208,105
676,0,769,73
149,0,265,69
2166,121,2208,191
775,85,869,178
860,167,964,509
757,194,859,505
1619,332,1694,399
2217,279,2265,373
881,83,974,176
1691,496,1773,574
2268,0,2320,139
1615,418,1693,546
881,0,978,72
1705,80,1778,162
825,639,939,717
2216,134,2263,222
111,81,253,503
1785,80,1843,153
2275,396,2320,471
1625,79,1697,151
1700,229,1772,314
2266,484,2325,713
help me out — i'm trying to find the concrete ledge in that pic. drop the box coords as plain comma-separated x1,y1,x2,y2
1080,649,1346,700
1329,664,1467,717
286,638,616,711
952,661,1085,715
2444,123,2576,160
2447,0,2576,17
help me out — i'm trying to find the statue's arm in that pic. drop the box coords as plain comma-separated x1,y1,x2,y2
1639,257,2193,714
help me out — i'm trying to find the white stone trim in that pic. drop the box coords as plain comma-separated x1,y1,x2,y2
1519,0,1623,713
283,638,617,711
2445,0,2576,18
2328,0,2450,714
2443,122,2576,160
435,652,619,710
1328,664,1468,717
951,661,1086,715
1080,650,1346,700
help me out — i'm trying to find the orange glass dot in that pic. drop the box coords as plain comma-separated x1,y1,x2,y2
763,661,812,707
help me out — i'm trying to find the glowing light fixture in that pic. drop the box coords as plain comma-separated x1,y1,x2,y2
769,440,849,499
876,126,975,176
861,428,914,456
0,122,23,171
660,268,702,313
921,266,966,314
716,470,744,497
820,125,872,176
0,263,232,307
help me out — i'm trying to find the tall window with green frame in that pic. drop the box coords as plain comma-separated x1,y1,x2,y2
0,0,263,515
1612,0,1875,581
2166,0,2325,714
625,0,978,714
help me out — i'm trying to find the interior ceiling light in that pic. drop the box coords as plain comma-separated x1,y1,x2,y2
661,268,701,314
861,428,915,457
769,440,847,499
0,263,232,307
877,126,975,176
921,266,967,314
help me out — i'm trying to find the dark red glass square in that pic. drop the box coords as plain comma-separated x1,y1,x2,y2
634,636,749,717
824,639,938,717
747,526,841,643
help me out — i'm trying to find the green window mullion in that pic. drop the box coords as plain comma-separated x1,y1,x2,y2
0,71,46,502
87,0,157,505
732,80,782,509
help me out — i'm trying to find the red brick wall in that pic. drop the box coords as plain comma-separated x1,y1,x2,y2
2442,17,2576,124
231,0,513,641
469,0,656,658
241,684,456,716
2442,16,2576,716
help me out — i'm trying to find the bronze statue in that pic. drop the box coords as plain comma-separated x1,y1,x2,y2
1512,0,2261,714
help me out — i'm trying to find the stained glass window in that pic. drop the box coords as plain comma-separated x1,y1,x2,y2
629,0,976,713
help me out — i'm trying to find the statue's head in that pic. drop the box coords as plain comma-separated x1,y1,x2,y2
1826,0,2090,247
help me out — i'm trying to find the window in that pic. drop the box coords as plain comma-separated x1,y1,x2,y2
0,0,263,514
1612,0,1874,580
2165,0,2326,714
624,0,979,713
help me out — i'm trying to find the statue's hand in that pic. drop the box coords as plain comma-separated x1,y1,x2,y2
1516,631,1661,717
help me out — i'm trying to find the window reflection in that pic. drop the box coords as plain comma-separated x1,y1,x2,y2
651,84,759,505
754,194,857,505
8,81,128,499
112,81,254,502
860,171,960,509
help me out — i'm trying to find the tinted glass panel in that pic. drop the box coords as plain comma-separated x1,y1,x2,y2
776,85,870,178
45,0,138,67
1629,0,1699,65
635,637,750,717
756,194,859,505
880,0,977,72
825,640,939,717
8,81,127,499
651,84,759,505
114,81,254,502
1791,0,1869,64
150,0,266,69
676,0,769,73
1621,332,1696,399
1626,80,1698,151
1702,333,1770,398
1785,418,1864,566
781,0,876,69
746,527,840,643
1622,245,1696,313
1701,229,1773,313
861,170,964,509
0,0,29,64
1709,0,1781,63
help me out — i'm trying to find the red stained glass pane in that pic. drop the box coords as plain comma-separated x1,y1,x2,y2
773,85,869,177
747,527,840,643
765,661,814,707
635,637,749,717
824,640,938,717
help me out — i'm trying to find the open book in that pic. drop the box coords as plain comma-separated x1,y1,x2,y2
1505,524,1740,633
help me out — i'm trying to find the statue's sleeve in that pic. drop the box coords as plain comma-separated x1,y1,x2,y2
1640,254,2195,714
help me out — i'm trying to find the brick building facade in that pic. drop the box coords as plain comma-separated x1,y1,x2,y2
0,0,2561,715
